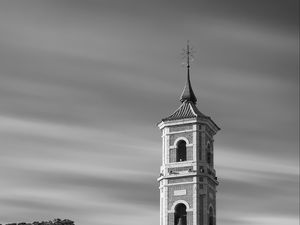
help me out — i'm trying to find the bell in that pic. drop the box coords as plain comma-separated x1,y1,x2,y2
177,217,184,225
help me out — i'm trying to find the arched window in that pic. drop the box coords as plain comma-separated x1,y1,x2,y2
176,140,186,162
208,207,214,225
175,203,187,225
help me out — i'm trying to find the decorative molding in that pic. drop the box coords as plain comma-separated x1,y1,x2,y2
170,200,190,211
174,189,187,196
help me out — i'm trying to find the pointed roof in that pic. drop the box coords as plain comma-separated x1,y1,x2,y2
161,100,220,132
180,70,197,104
159,42,220,132
179,41,197,104
162,101,207,121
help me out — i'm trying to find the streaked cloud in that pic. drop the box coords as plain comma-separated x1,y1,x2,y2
0,0,298,225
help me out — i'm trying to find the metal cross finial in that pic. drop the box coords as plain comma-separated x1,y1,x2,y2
181,40,195,69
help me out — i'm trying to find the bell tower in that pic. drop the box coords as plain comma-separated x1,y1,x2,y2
157,43,220,225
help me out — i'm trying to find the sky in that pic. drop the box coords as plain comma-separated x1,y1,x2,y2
0,0,298,225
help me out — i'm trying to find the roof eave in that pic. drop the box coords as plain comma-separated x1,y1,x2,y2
158,117,198,129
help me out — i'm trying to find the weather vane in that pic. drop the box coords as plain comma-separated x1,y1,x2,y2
181,40,196,69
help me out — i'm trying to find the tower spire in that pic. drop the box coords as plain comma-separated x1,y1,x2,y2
180,41,197,104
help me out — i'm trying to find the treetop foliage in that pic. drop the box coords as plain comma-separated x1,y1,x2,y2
1,219,74,225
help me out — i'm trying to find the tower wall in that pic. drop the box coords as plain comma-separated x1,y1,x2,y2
158,119,219,225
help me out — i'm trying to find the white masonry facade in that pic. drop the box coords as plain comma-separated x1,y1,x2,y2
157,44,220,225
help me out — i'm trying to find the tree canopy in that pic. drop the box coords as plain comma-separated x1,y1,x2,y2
2,219,74,225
